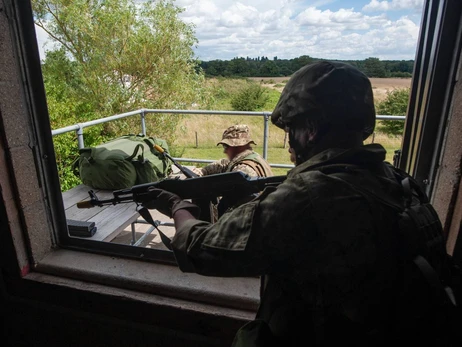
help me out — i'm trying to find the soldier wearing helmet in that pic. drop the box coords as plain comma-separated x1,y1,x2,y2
193,124,273,178
146,62,405,346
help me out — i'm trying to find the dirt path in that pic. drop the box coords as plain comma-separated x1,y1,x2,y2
249,77,412,102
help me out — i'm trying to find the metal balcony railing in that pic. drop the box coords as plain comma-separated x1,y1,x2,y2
51,108,406,169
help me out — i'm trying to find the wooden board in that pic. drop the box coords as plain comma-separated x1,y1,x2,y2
63,167,195,243
63,184,140,242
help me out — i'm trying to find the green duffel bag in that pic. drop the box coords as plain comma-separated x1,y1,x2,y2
73,135,172,190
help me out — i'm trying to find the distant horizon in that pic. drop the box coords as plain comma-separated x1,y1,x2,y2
198,55,415,62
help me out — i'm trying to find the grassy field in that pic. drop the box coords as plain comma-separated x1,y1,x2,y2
248,76,412,101
172,77,406,175
178,129,401,176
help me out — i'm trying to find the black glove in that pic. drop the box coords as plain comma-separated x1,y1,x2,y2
143,188,200,218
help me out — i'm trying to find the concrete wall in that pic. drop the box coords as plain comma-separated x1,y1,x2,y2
432,57,462,258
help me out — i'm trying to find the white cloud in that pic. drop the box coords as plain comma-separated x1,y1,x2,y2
175,0,421,60
34,1,423,61
363,0,424,12
295,7,388,30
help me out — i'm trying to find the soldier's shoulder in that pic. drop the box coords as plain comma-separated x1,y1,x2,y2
231,163,259,177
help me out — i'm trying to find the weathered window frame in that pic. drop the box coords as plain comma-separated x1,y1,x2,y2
399,0,462,199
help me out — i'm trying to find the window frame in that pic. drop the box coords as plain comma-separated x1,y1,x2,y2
398,0,462,199
8,0,185,264
4,0,462,316
1,0,259,315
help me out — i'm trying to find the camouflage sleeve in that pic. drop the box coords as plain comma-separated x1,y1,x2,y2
170,175,314,277
200,158,230,176
190,167,204,176
231,163,259,177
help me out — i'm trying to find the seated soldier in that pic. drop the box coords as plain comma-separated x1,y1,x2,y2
193,124,273,178
193,124,273,217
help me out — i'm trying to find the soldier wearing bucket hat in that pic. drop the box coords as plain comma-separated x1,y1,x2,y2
193,124,273,178
145,62,411,346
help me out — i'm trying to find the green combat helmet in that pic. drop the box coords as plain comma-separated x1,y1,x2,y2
217,124,257,147
271,61,376,140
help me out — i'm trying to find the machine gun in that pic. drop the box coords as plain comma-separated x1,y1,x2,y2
77,172,285,249
77,171,286,210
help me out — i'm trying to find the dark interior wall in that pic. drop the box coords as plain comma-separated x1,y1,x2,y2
1,279,242,347
3,301,233,347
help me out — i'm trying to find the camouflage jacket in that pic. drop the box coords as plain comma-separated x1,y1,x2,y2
194,149,273,177
171,144,403,345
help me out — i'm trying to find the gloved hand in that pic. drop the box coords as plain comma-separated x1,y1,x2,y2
143,188,200,218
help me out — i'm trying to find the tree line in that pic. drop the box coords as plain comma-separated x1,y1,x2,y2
200,56,414,78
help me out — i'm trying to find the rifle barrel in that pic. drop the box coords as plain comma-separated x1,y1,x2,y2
153,144,198,178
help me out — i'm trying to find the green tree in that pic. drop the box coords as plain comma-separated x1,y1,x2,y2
259,61,279,77
376,88,410,137
41,49,102,190
363,57,387,77
230,83,269,111
33,0,205,132
228,57,250,76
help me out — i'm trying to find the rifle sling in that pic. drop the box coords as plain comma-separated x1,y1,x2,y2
137,206,173,250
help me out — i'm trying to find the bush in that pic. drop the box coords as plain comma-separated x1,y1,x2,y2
376,88,410,137
230,84,269,111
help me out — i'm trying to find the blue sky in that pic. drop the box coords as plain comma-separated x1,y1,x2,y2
35,0,425,61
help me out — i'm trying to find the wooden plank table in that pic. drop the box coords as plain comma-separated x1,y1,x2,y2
62,184,140,242
62,166,195,243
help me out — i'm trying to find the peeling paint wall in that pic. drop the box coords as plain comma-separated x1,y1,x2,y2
432,57,462,255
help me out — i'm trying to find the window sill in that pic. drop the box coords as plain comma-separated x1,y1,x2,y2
33,248,260,313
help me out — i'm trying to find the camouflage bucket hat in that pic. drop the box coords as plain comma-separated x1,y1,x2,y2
217,125,257,147
271,61,376,140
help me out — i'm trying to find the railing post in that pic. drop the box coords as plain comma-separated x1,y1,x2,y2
263,112,270,159
140,109,146,136
76,124,84,149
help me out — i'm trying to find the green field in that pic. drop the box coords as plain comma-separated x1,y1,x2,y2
177,127,401,176
172,78,402,175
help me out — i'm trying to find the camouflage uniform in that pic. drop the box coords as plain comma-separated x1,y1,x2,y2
171,144,403,345
170,63,403,345
193,125,273,178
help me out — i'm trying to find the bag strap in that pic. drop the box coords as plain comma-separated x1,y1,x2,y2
414,255,457,306
316,163,404,212
72,157,80,177
126,144,144,162
386,164,429,205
